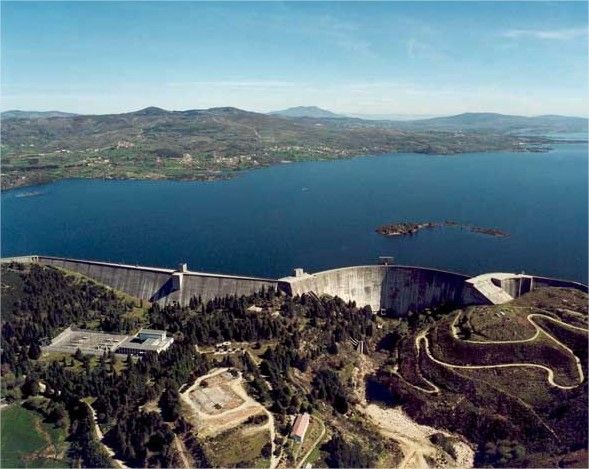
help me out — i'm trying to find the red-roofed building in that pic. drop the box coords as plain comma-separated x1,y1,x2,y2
291,412,310,442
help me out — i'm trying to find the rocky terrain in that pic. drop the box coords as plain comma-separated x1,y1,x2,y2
376,221,509,238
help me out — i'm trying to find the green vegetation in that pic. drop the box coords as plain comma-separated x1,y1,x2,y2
321,432,375,467
0,107,554,190
369,287,588,468
0,403,70,468
293,415,324,467
208,426,271,467
1,263,386,467
2,261,585,468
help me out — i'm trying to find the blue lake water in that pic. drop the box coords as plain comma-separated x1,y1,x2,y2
2,143,587,283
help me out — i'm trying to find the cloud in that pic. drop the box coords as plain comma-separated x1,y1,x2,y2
502,27,588,41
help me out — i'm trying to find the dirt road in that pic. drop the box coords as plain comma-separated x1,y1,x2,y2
86,402,129,469
358,404,474,469
295,416,326,469
424,311,586,390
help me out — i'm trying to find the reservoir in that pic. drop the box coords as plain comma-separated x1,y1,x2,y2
2,143,587,283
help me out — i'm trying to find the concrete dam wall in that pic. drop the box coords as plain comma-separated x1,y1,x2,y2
2,255,586,314
532,276,588,293
279,265,484,315
37,256,278,306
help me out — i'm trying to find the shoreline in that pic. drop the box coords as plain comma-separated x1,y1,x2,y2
1,141,571,192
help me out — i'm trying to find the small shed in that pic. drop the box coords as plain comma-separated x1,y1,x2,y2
291,412,310,442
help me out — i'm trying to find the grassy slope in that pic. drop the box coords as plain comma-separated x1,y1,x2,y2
0,404,70,468
207,425,271,467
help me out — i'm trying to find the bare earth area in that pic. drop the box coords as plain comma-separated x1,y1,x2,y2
359,404,474,469
180,368,277,468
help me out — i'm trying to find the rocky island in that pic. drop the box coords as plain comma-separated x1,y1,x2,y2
375,222,438,236
376,221,509,238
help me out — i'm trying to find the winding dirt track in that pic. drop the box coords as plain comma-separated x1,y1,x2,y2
404,310,588,394
86,402,129,469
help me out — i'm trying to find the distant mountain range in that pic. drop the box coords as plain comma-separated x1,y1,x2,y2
268,108,587,134
1,105,585,190
269,106,343,118
348,113,443,121
1,110,78,119
397,112,589,134
3,106,586,135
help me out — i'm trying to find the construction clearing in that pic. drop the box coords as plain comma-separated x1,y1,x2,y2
180,368,277,467
181,368,272,436
186,370,245,416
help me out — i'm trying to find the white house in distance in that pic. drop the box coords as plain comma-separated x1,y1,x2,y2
291,412,310,442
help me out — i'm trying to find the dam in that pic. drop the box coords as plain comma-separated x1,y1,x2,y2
14,256,279,306
1,255,587,315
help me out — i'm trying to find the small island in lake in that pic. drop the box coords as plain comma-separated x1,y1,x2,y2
376,220,509,238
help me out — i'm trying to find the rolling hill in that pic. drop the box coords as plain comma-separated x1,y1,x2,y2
0,107,579,190
397,112,588,134
269,106,343,118
1,110,78,119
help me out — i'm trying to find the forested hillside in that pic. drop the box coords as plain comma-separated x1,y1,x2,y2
2,262,586,468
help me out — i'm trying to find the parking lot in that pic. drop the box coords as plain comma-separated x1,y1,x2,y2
44,327,129,355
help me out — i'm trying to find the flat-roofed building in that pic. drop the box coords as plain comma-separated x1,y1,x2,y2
291,412,310,442
43,327,129,356
137,329,167,341
115,329,174,356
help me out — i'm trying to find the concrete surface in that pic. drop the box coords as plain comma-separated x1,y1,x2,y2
280,265,482,315
3,255,586,314
36,256,278,306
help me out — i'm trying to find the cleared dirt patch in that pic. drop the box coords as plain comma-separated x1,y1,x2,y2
181,368,269,436
359,403,474,469
187,371,245,415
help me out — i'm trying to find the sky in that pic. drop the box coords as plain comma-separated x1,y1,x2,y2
1,1,588,117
